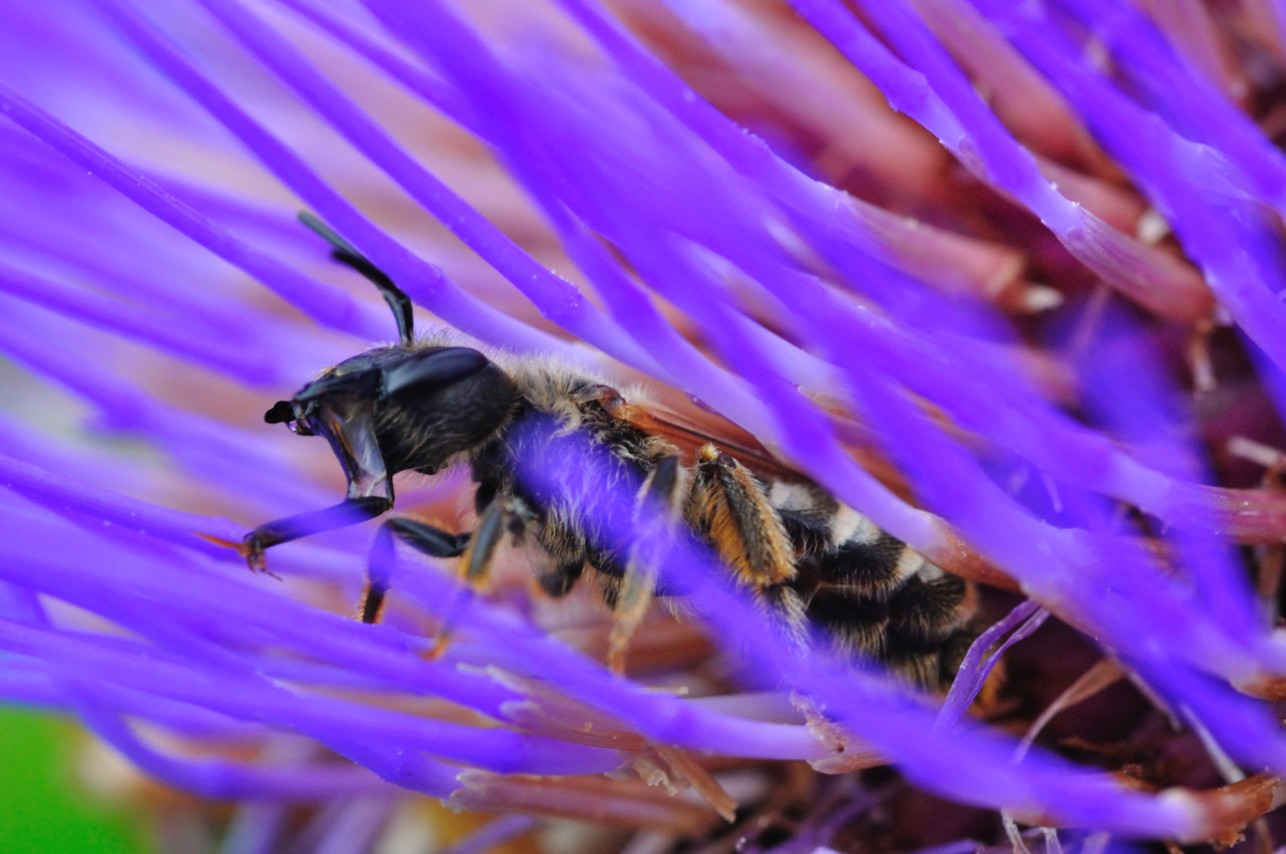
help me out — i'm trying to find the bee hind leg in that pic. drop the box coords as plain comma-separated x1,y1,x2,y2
608,456,685,674
694,446,809,650
363,517,470,623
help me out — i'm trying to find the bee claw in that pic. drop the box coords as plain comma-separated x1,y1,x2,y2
194,532,283,580
607,647,628,676
427,633,451,660
237,536,282,579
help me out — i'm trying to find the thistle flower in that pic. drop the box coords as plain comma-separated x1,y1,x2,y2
3,1,1286,851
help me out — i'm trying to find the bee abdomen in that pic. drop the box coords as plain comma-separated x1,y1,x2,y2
805,588,890,656
887,568,974,643
767,481,978,688
816,531,928,600
768,481,928,598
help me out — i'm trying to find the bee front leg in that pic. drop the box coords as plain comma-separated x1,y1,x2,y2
608,456,685,674
238,495,393,575
235,411,394,575
363,518,470,623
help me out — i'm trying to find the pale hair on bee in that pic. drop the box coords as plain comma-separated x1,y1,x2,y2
221,213,978,686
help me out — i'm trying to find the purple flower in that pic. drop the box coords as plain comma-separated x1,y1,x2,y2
3,1,1285,849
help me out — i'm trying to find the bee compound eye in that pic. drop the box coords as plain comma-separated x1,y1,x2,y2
381,347,490,398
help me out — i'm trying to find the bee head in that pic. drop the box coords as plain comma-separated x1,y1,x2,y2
265,346,519,479
365,346,520,474
269,215,520,484
262,359,382,438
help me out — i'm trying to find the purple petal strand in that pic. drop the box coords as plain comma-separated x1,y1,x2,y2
2,1,1284,845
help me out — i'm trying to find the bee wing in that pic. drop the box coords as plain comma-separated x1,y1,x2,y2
592,387,1018,591
613,399,804,483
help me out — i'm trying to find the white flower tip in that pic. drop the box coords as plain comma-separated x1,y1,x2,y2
1136,209,1171,244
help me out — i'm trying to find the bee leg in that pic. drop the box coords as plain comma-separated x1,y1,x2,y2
693,446,808,649
535,560,583,598
236,495,393,575
609,456,684,674
362,518,470,624
430,496,535,657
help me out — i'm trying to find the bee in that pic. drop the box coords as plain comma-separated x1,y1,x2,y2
235,214,978,686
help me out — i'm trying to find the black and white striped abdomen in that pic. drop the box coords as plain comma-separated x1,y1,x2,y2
766,481,978,687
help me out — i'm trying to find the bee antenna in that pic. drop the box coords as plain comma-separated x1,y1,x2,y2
298,211,414,345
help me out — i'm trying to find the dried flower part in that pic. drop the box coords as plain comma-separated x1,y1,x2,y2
3,0,1286,850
